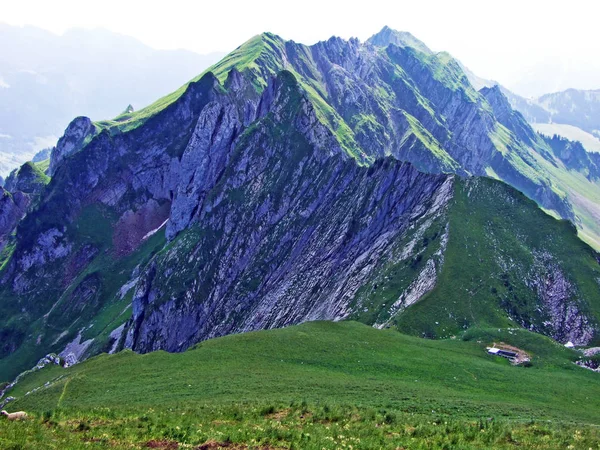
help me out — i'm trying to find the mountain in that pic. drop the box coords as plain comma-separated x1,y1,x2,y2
505,58,600,99
516,89,600,165
0,23,225,176
501,87,600,144
533,123,600,153
97,27,600,243
366,25,432,54
538,89,600,136
459,62,552,125
462,71,600,154
1,28,600,381
458,67,600,243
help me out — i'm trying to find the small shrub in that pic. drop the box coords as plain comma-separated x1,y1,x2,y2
77,420,91,432
260,405,276,416
42,410,53,423
384,412,396,424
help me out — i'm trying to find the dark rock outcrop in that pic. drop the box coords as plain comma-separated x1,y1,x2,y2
0,188,28,250
4,162,49,199
49,116,98,176
124,73,454,352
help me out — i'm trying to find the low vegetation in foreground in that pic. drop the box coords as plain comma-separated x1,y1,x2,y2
2,402,600,450
1,321,600,449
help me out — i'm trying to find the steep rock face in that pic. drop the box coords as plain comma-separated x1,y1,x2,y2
167,70,263,238
297,37,460,171
112,199,170,256
4,164,47,195
74,29,600,249
384,46,495,170
12,72,226,279
0,74,232,379
3,162,50,209
49,117,98,176
480,86,538,147
121,73,600,354
0,188,28,250
268,33,572,219
529,252,594,344
0,188,30,361
124,73,454,352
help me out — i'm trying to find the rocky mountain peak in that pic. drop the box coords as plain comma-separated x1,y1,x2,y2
480,84,515,122
49,116,98,176
3,162,49,196
480,84,507,108
367,26,432,54
480,84,539,146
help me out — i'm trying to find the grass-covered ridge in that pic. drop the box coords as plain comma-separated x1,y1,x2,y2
33,157,50,174
401,111,461,171
95,33,287,133
91,32,475,169
408,49,480,104
4,161,50,193
2,321,599,449
395,177,600,342
73,28,600,249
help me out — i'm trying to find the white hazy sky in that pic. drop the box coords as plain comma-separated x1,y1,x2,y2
3,0,599,96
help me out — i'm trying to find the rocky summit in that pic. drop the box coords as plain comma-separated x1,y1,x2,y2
1,28,600,381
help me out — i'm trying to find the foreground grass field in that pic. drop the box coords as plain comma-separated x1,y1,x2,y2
1,321,600,449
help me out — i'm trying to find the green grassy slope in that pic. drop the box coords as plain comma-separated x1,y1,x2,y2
531,149,600,249
96,33,284,133
2,321,599,449
396,177,600,341
34,157,50,173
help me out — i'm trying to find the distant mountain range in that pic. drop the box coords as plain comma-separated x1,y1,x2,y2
460,65,600,152
535,89,600,136
0,23,224,175
505,57,600,99
1,26,600,381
